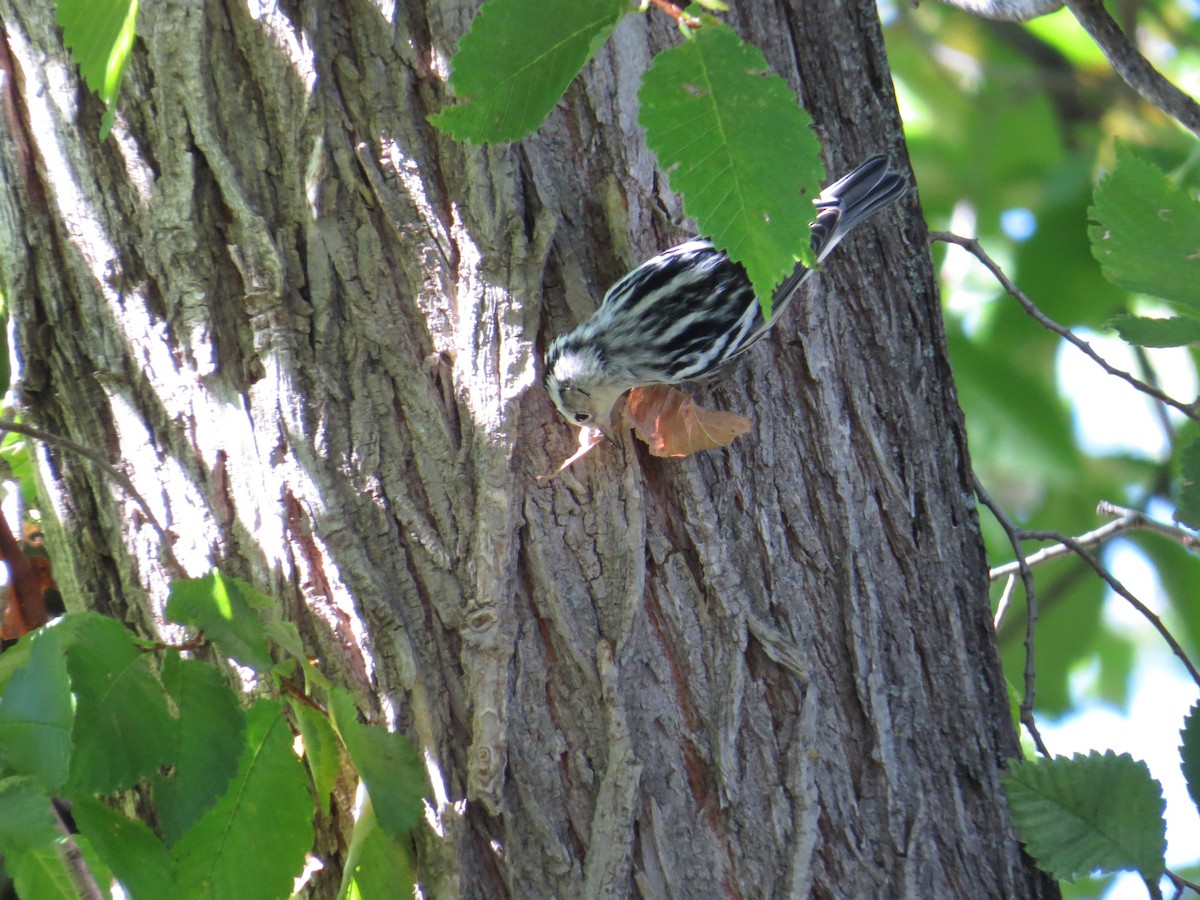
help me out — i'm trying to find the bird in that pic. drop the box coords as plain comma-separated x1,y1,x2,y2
543,155,907,442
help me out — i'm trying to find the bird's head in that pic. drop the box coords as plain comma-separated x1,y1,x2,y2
543,336,629,441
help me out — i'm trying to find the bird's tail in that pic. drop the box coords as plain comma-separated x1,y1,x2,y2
772,155,907,306
812,154,907,260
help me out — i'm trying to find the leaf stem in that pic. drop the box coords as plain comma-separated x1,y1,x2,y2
646,0,702,28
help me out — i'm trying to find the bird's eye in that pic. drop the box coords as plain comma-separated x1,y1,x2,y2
573,412,591,424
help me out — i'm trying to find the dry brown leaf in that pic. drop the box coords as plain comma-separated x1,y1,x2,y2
539,425,606,480
624,385,751,458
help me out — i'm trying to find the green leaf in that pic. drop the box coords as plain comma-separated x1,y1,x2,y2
327,687,425,839
1089,144,1200,310
154,652,246,847
55,0,139,138
8,844,76,900
265,620,330,691
1001,751,1166,882
1181,701,1200,819
430,0,628,142
638,22,822,316
289,697,340,815
0,776,60,853
1177,437,1200,530
0,627,73,788
62,612,174,794
72,796,173,900
0,431,38,509
171,699,314,900
165,571,273,671
338,797,415,900
1110,313,1200,347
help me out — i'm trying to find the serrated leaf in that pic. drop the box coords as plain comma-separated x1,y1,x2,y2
72,795,174,900
61,612,174,794
55,0,139,138
289,697,340,815
1001,751,1166,882
165,571,273,671
171,699,313,900
328,687,425,838
0,776,60,853
0,627,72,788
154,652,246,846
1110,313,1200,347
430,0,628,142
1181,701,1200,818
638,22,822,317
1177,438,1200,530
1089,144,1200,310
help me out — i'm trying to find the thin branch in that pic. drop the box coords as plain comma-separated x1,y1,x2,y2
990,499,1200,582
1096,500,1200,550
0,418,184,577
1167,868,1200,897
1063,0,1200,139
1023,528,1200,690
930,232,1200,426
974,475,1052,759
989,513,1135,581
993,572,1017,629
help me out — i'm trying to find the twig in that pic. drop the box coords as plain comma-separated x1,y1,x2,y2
1023,528,1200,690
0,418,183,577
993,573,1018,629
138,631,207,654
1097,500,1200,550
993,500,1200,581
989,513,1135,581
646,0,701,27
1167,868,1200,897
974,475,1052,759
929,233,1200,426
1063,0,1200,139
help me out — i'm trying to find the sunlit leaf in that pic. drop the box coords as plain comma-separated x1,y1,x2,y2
638,22,822,315
165,571,273,671
339,797,415,900
288,697,340,816
55,0,139,138
430,0,628,142
171,700,313,900
328,687,425,839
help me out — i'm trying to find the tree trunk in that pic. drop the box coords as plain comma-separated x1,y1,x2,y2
0,0,1057,897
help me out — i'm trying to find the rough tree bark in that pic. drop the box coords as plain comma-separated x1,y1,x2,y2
0,0,1058,897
